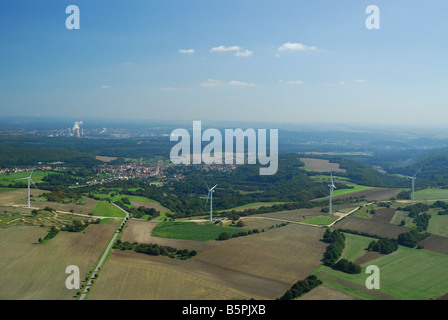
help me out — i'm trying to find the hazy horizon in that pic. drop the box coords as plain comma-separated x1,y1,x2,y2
1,0,447,126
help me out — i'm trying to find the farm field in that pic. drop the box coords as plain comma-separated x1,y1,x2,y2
0,171,57,186
0,187,15,194
314,246,448,300
299,285,354,300
339,233,375,262
299,158,346,173
91,201,126,218
0,188,47,207
220,201,289,212
120,220,216,252
428,213,448,237
151,221,243,241
88,250,266,300
0,222,119,299
23,194,98,216
130,199,171,214
253,205,357,224
372,208,396,223
419,235,448,255
314,184,375,200
91,223,328,300
195,224,327,287
324,187,401,202
390,210,414,227
333,216,411,239
302,215,339,226
414,188,448,201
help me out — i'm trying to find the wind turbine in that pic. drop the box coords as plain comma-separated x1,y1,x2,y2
205,183,218,222
408,171,418,204
328,172,336,215
15,171,37,208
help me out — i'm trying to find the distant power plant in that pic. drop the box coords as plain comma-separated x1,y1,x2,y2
72,121,83,137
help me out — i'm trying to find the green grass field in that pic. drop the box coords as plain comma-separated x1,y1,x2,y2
340,233,374,261
314,245,448,300
91,201,126,218
428,210,448,237
0,171,55,186
151,221,243,241
302,215,338,226
414,188,448,201
390,210,413,227
352,205,375,220
315,184,375,200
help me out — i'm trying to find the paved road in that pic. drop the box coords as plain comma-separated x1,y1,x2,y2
79,204,129,300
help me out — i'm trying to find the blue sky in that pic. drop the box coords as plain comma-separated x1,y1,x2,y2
1,0,447,126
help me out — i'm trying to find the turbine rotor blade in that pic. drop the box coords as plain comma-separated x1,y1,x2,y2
30,179,37,189
205,182,210,190
14,177,29,181
211,184,218,190
205,192,210,208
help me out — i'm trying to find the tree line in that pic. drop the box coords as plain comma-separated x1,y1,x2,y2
278,275,322,300
322,229,361,274
113,240,197,260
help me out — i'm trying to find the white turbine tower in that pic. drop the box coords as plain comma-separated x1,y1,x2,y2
15,171,37,208
328,172,336,215
408,171,418,204
205,183,218,222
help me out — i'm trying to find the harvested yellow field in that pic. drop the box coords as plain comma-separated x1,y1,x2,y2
91,222,328,300
0,223,118,299
88,250,263,300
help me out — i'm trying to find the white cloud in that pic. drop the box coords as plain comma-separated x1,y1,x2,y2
355,79,366,83
101,85,111,89
210,45,242,53
235,49,253,57
229,80,255,87
200,79,222,88
339,81,345,85
210,45,253,57
278,42,317,51
178,49,195,54
286,80,304,85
